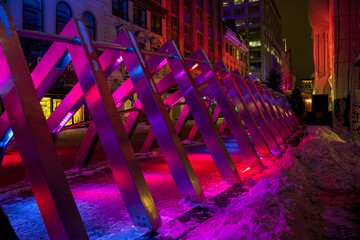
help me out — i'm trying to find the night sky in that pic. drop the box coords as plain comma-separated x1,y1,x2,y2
273,0,314,86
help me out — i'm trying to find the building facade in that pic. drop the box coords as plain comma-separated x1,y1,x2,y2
165,0,223,63
309,0,360,120
223,0,281,82
1,0,225,121
223,25,248,75
281,49,296,90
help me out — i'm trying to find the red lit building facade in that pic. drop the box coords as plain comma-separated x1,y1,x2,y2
309,0,360,118
165,0,224,62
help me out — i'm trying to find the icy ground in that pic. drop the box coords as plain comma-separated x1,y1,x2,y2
1,126,360,239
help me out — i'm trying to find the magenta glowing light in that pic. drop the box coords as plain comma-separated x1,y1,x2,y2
59,112,73,127
117,56,123,63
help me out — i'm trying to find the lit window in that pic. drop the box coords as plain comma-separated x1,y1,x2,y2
235,19,245,26
234,0,244,4
23,0,43,31
82,12,96,40
112,0,128,21
56,1,72,34
223,0,229,6
249,0,259,2
249,41,261,47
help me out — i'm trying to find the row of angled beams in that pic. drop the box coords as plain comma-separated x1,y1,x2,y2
0,3,298,239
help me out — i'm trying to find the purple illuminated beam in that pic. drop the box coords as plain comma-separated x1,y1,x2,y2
119,32,205,202
214,61,270,156
262,86,294,135
230,70,280,150
151,40,242,184
63,19,160,228
245,76,284,146
253,80,288,141
185,49,262,167
0,4,88,239
281,94,300,126
276,93,299,128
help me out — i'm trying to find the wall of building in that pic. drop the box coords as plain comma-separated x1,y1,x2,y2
309,0,360,121
223,0,281,81
224,26,248,75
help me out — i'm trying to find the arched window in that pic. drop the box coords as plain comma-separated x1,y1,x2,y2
23,0,43,31
82,11,96,40
56,1,72,34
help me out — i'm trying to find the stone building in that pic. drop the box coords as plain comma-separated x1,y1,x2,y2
223,25,248,76
223,0,282,81
308,0,360,121
1,0,226,120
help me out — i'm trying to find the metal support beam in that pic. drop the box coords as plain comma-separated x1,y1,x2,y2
0,5,88,238
253,81,288,141
154,40,242,184
245,76,283,146
230,70,279,150
64,19,160,228
214,62,270,157
118,32,205,202
185,49,262,167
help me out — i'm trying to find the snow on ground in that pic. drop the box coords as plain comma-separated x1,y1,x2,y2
180,126,360,240
1,126,360,239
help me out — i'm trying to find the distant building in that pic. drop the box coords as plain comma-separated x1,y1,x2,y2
309,0,360,119
223,25,249,76
301,78,314,95
223,0,282,81
281,49,296,90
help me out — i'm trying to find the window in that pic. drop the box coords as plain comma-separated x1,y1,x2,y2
82,12,96,40
250,62,261,70
250,50,261,59
112,0,128,20
249,0,259,2
133,5,146,29
249,41,261,47
249,17,260,25
223,10,230,18
234,8,244,16
151,14,162,35
248,5,260,13
235,20,245,27
23,0,43,31
56,2,72,34
234,0,244,4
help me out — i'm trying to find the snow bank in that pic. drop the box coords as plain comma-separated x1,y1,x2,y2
181,126,360,239
298,126,360,192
